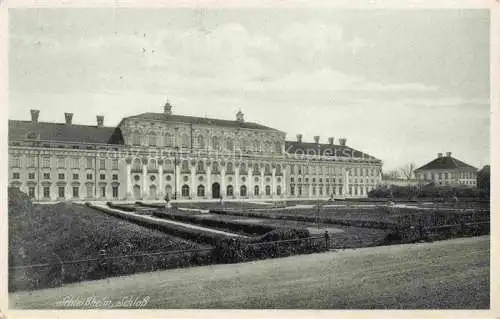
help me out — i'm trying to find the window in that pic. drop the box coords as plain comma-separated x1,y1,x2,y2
181,134,189,148
265,185,271,196
254,185,259,196
28,187,35,198
112,159,119,170
100,186,106,198
10,155,21,167
197,185,205,197
42,156,50,168
100,174,106,180
181,185,190,197
73,187,79,198
43,173,50,179
72,157,80,168
164,133,173,147
211,136,220,150
58,187,65,199
12,172,20,179
72,145,80,149
226,138,234,151
43,187,50,199
291,177,295,182
73,174,79,180
86,184,93,198
27,157,36,168
112,186,119,199
87,174,93,180
99,159,106,169
28,172,35,179
57,156,65,168
132,133,141,146
58,173,65,180
276,185,282,196
86,157,93,169
148,134,157,146
290,185,295,195
227,185,234,197
112,174,118,180
197,135,205,148
240,185,247,197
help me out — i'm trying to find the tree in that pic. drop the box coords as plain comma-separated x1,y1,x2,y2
398,162,416,180
383,169,400,180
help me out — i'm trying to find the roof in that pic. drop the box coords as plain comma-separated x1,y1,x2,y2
415,156,477,171
8,120,124,144
123,113,282,132
285,141,380,161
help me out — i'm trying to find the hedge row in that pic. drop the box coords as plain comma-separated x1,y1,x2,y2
106,202,137,212
210,209,397,230
89,205,325,263
152,210,276,236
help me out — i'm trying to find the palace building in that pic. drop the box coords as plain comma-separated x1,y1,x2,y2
414,152,478,187
8,101,383,202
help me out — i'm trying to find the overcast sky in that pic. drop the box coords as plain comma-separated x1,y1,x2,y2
9,8,490,171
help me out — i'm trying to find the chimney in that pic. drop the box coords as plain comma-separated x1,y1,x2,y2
339,138,347,146
64,112,73,125
446,152,452,157
313,136,320,144
96,115,104,128
296,134,303,143
437,153,443,158
328,137,334,145
30,109,40,124
164,101,173,115
236,110,244,122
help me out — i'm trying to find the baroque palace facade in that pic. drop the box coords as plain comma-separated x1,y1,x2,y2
8,101,382,202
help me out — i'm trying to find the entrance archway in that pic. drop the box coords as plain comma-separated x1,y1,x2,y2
133,185,141,200
149,185,157,199
212,182,221,199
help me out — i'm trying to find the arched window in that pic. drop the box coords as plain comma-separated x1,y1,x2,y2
275,141,281,153
212,162,219,173
197,185,205,197
197,135,205,148
254,185,259,196
181,134,189,148
181,185,190,197
253,164,259,175
149,159,157,170
164,133,173,147
275,164,282,175
132,132,141,146
240,185,247,197
181,160,189,171
276,185,282,196
226,162,234,173
265,185,271,196
239,162,247,175
164,159,174,171
225,138,234,151
197,161,205,173
265,141,272,152
211,136,220,150
226,185,234,196
265,164,271,175
148,133,157,146
132,158,142,170
252,140,259,152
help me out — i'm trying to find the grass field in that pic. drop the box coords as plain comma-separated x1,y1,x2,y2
10,236,490,309
8,190,209,291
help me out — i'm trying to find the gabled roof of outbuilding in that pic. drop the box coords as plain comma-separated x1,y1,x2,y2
415,156,477,171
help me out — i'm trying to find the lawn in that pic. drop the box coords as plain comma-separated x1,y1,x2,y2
8,189,209,291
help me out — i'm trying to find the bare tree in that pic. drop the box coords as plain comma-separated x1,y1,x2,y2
398,162,416,180
383,169,400,179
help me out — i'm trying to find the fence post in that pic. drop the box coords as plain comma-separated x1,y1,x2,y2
98,249,108,278
52,252,64,288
